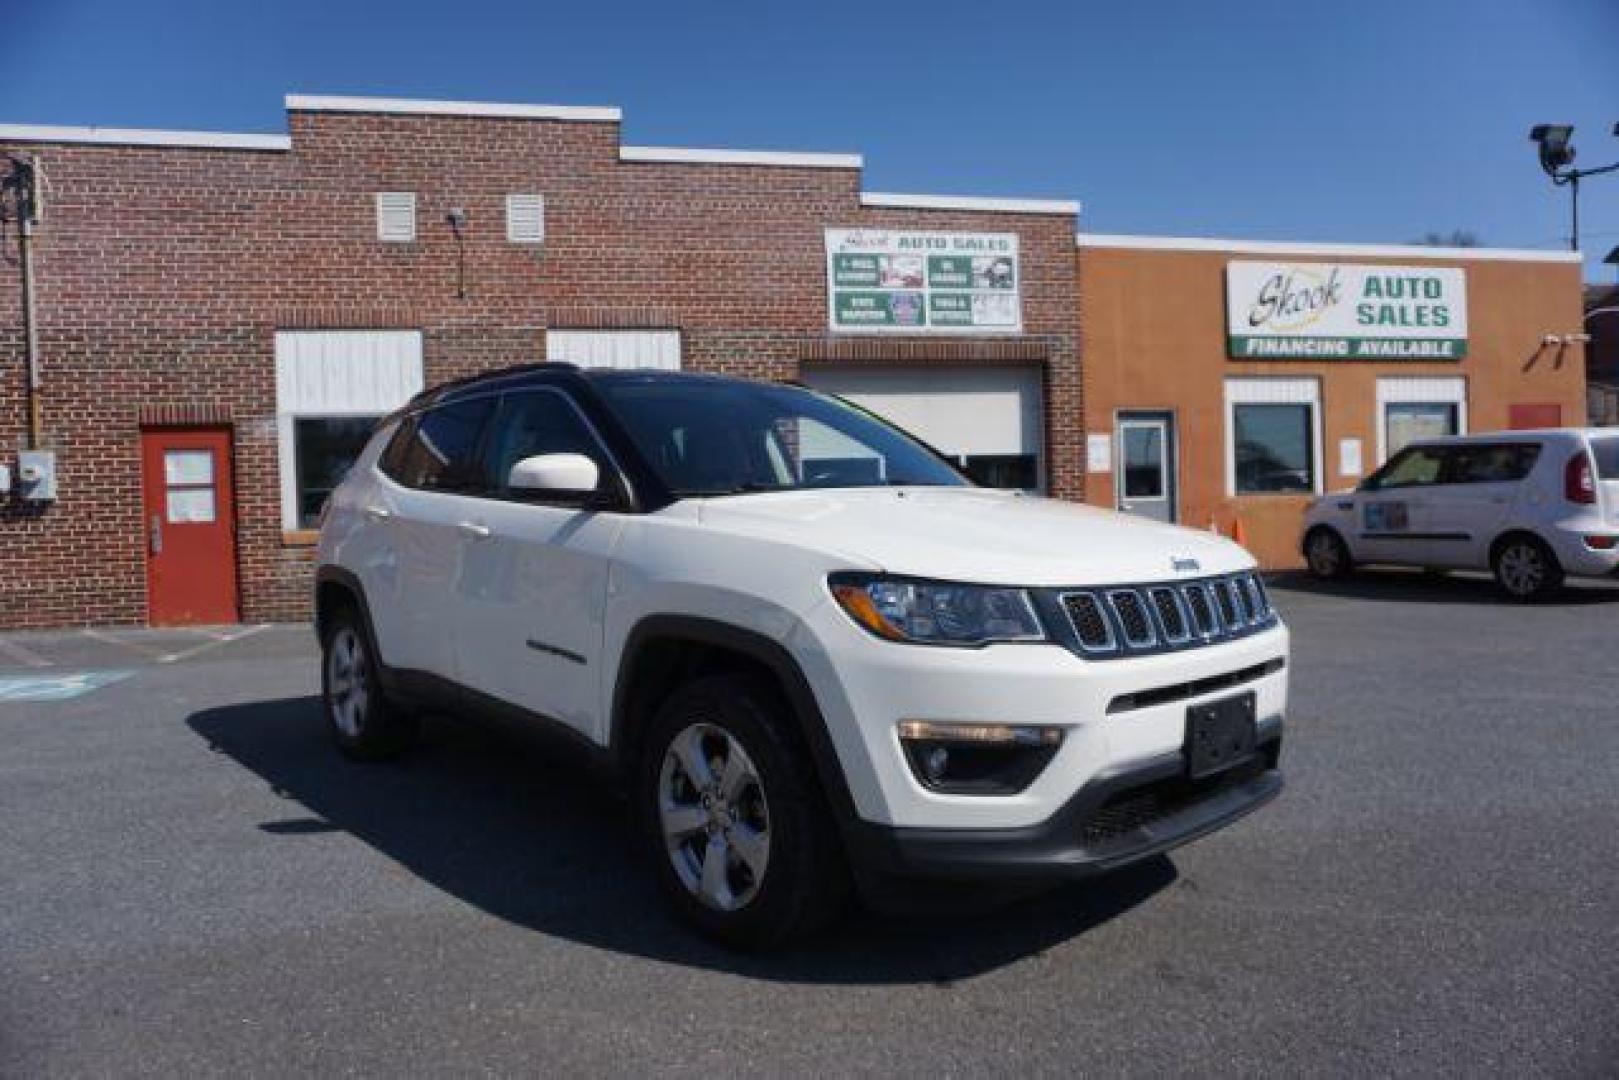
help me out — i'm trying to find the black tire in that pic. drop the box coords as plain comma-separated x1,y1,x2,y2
1491,534,1564,602
1304,527,1353,580
638,674,848,949
320,603,418,760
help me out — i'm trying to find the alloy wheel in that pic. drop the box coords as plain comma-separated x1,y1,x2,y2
658,722,771,912
326,626,370,738
1308,533,1341,576
1498,543,1545,597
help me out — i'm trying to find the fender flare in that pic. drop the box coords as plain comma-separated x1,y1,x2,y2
609,614,861,832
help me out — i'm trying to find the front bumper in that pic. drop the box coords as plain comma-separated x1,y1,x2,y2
844,729,1283,880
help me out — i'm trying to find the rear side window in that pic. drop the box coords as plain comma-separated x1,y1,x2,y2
1443,443,1541,485
1591,437,1619,479
381,398,497,493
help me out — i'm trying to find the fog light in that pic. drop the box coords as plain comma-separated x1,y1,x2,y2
897,721,1065,794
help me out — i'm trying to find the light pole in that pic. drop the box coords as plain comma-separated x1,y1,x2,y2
1529,123,1619,252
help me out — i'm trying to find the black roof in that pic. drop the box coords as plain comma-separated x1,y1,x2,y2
409,362,783,411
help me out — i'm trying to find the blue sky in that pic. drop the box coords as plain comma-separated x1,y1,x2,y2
5,0,1618,279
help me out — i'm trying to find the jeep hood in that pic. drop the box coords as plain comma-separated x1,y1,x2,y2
692,487,1254,587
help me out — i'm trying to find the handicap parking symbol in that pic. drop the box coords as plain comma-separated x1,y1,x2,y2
0,671,134,703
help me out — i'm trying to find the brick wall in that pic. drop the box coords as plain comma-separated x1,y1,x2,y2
0,108,1083,628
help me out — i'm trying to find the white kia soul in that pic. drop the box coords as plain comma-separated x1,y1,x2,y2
316,365,1287,946
1301,429,1619,600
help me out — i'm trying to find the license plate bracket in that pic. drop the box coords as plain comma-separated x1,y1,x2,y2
1184,691,1258,779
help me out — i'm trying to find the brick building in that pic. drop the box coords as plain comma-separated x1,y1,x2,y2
0,95,1080,628
0,93,1593,628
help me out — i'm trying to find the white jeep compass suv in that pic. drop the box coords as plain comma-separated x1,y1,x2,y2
1301,429,1619,600
315,365,1287,946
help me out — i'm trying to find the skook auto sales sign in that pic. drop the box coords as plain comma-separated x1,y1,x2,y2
1226,261,1467,360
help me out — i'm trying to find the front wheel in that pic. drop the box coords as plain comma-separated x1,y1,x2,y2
1304,527,1353,580
1492,535,1564,602
639,675,847,949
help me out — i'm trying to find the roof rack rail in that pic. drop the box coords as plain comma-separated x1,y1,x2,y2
407,360,581,404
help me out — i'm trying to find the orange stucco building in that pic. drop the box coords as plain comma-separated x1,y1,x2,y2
1078,236,1588,567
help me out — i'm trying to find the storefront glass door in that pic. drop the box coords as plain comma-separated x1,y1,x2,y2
1116,411,1177,523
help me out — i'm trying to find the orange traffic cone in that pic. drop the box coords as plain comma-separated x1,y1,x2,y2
1231,515,1249,548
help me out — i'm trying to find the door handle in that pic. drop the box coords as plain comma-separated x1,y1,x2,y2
149,514,163,555
457,521,492,540
363,505,392,521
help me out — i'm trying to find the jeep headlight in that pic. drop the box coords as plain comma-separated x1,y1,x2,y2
829,574,1046,646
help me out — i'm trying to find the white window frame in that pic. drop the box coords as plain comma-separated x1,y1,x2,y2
545,329,682,371
1375,376,1468,464
505,193,545,244
1224,377,1324,497
375,192,417,242
274,330,425,531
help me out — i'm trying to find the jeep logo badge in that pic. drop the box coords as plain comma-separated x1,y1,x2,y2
1172,557,1201,573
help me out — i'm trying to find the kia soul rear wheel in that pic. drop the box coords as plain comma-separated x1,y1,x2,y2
1492,535,1563,601
640,675,847,948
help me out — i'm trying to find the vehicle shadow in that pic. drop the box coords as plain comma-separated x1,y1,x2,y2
1266,568,1619,607
187,696,1176,984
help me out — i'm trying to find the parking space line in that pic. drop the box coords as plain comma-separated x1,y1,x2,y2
157,624,271,664
81,627,167,660
0,636,54,669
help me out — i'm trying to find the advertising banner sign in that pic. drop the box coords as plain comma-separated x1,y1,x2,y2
1226,261,1467,360
826,229,1021,333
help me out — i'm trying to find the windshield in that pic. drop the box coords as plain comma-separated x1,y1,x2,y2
596,378,970,496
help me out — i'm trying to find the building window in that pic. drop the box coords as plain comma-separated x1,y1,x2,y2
375,192,417,242
1384,402,1458,458
1376,376,1466,462
293,417,381,528
275,331,425,532
1233,404,1315,494
1225,378,1322,496
506,194,545,244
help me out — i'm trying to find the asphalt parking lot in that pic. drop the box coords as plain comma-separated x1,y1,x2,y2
2,573,1616,1077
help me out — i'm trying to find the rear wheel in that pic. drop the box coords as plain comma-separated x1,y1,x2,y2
639,674,847,948
1492,535,1563,602
1304,527,1353,580
321,604,418,760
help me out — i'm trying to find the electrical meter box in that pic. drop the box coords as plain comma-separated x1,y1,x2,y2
17,450,57,502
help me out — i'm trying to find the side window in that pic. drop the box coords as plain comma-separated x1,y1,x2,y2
384,398,497,493
484,390,609,494
1444,443,1541,485
1368,446,1445,490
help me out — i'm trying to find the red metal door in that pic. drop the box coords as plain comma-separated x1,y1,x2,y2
140,427,240,626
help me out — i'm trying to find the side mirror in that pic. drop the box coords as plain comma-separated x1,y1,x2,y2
508,453,602,501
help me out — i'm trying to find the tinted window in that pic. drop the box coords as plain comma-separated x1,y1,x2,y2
485,391,608,493
1233,403,1314,494
384,398,496,492
1444,443,1540,485
596,379,966,496
1591,437,1619,479
294,416,380,527
1368,446,1445,490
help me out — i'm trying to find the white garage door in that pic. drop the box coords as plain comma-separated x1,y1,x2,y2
801,365,1044,490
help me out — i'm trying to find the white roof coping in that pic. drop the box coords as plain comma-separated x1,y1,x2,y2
861,191,1080,216
0,123,291,152
619,145,862,169
284,94,621,123
1078,232,1585,264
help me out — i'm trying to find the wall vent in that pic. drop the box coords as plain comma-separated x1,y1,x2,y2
506,194,545,244
375,192,417,242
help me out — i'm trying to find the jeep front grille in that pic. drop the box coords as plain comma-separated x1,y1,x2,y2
1057,572,1276,660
